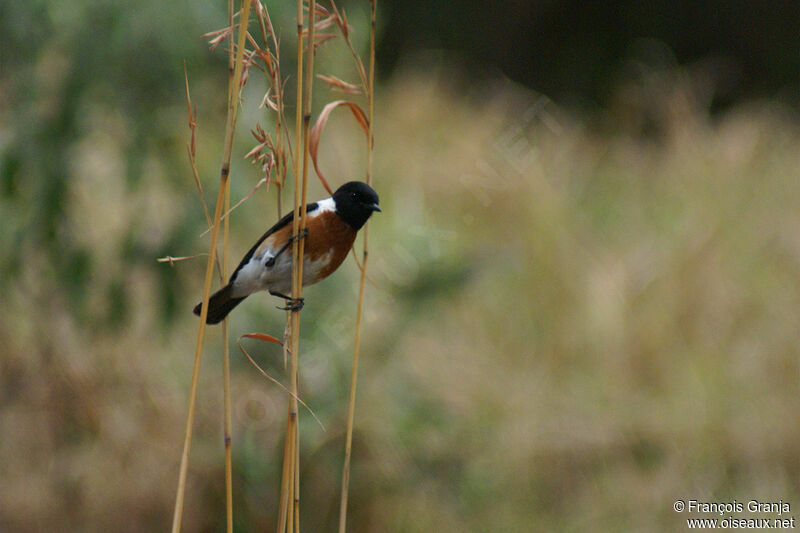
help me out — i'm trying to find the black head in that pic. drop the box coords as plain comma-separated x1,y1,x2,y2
332,181,381,230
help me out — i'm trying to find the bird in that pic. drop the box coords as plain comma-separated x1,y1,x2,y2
193,181,380,324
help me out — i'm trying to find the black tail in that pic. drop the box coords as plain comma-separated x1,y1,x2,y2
193,284,246,324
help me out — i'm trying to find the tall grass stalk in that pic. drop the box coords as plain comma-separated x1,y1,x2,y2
280,1,318,530
222,1,236,531
170,1,251,531
338,2,376,531
221,184,233,533
277,0,308,529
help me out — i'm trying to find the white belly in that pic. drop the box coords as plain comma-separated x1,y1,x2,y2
231,247,332,297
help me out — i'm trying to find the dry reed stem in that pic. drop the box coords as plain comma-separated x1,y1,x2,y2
276,0,307,527
277,421,294,531
294,425,300,532
295,4,320,530
280,0,318,530
222,185,233,533
338,2,376,531
222,2,236,531
170,1,252,532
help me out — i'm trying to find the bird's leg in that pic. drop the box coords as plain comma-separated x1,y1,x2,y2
265,228,309,267
270,291,305,312
266,227,309,308
269,290,293,299
294,228,309,241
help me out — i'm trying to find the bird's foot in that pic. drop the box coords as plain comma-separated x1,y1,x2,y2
276,296,305,311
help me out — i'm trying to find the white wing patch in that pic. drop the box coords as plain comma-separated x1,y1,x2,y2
231,252,273,297
315,197,336,214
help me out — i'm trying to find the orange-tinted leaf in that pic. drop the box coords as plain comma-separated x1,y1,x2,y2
309,100,369,194
241,332,283,345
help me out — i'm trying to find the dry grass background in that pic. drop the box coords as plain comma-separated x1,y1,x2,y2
2,46,800,532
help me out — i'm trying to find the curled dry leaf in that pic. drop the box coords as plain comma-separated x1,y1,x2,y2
309,100,370,194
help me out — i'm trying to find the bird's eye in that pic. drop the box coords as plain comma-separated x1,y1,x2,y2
350,192,357,199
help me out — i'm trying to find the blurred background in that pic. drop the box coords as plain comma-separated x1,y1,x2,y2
2,1,800,531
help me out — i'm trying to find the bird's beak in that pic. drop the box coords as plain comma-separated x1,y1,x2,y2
369,203,382,212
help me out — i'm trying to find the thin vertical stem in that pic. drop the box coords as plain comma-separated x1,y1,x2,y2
170,2,251,532
277,0,306,529
367,0,376,188
222,187,233,533
171,146,226,533
286,432,296,533
339,2,376,532
282,0,317,530
222,1,235,532
293,0,318,528
293,411,300,533
276,412,293,531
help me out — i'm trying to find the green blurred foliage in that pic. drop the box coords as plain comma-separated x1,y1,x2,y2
2,2,800,533
1,0,226,323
